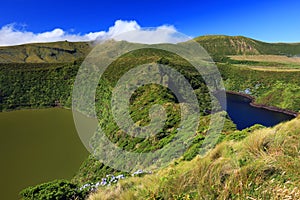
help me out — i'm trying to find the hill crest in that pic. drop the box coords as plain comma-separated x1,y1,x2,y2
1,35,300,63
0,41,92,63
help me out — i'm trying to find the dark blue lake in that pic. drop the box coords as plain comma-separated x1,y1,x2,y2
223,93,295,130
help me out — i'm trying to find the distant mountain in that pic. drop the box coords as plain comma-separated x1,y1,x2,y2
0,41,91,63
1,35,300,63
195,35,300,56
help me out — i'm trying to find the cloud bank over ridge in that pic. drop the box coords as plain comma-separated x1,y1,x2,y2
0,20,188,46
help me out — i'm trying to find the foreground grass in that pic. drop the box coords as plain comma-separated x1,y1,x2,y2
88,116,300,200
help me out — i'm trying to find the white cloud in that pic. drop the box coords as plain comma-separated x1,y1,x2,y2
0,20,189,46
0,23,100,46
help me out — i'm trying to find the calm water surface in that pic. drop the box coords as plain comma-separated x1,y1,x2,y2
0,108,89,200
224,93,294,130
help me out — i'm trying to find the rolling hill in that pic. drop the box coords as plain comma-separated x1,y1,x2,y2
195,35,300,56
1,35,300,64
0,41,91,63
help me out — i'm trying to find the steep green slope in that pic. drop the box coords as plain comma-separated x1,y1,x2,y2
89,115,300,200
196,35,261,56
74,45,228,173
0,41,91,63
0,62,80,111
195,35,300,56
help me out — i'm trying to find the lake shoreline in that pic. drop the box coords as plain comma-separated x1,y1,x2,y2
226,91,298,117
0,105,70,113
2,94,298,118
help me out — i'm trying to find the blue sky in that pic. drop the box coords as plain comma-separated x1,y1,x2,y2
1,0,300,45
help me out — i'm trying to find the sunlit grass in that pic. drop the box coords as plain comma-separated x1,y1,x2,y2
88,116,300,200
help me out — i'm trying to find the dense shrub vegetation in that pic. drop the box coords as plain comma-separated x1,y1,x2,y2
19,180,88,200
0,62,80,111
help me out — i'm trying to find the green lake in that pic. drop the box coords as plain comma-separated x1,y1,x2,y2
0,108,89,200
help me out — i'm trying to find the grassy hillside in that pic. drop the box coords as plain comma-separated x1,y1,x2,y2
0,41,91,63
88,115,300,200
195,35,300,57
194,36,300,112
2,37,300,113
218,63,300,112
